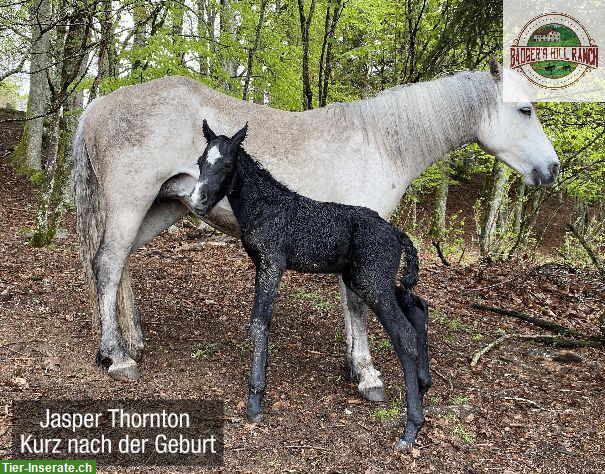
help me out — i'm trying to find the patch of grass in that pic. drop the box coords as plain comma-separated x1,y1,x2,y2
268,342,277,355
447,413,475,444
375,338,392,352
158,346,169,354
373,401,401,422
448,318,462,331
451,394,470,405
293,288,336,312
472,333,483,342
191,342,216,359
432,308,446,323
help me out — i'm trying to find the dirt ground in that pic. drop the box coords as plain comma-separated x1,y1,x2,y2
1,109,604,473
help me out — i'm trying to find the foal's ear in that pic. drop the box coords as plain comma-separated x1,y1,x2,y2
231,123,248,148
489,57,502,82
202,119,217,143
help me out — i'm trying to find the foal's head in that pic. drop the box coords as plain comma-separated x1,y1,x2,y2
190,120,248,216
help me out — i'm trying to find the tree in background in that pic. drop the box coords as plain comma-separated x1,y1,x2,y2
0,0,602,267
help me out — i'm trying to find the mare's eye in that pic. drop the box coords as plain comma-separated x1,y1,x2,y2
519,107,532,117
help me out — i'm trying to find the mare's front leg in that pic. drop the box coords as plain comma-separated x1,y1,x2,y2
246,261,284,422
339,278,388,402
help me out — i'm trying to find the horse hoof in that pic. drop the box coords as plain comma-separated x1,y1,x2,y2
125,345,144,362
108,360,140,382
245,412,262,423
362,387,388,402
393,439,413,453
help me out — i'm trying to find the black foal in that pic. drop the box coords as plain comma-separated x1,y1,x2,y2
191,120,431,452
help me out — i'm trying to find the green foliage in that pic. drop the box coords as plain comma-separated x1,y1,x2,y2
558,219,605,266
372,400,401,422
0,78,20,108
446,413,475,444
293,288,336,312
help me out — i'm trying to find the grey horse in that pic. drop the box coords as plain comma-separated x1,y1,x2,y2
72,60,559,402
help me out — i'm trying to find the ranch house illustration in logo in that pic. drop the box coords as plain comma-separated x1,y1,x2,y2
510,13,598,89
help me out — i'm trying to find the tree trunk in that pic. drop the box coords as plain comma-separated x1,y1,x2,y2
131,3,149,73
242,0,269,100
171,0,185,65
297,0,316,110
571,198,589,236
90,1,115,102
512,178,526,236
23,0,52,171
197,0,209,76
219,0,238,91
318,0,343,107
431,159,449,243
480,161,508,256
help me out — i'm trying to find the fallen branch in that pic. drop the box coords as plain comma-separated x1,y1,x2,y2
471,334,508,366
470,332,602,366
432,240,451,267
472,303,602,342
566,224,605,280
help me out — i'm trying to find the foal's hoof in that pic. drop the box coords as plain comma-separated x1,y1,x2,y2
108,360,140,382
362,387,388,403
393,439,414,453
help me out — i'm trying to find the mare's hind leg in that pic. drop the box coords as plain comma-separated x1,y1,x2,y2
94,203,150,381
340,278,387,402
123,198,189,357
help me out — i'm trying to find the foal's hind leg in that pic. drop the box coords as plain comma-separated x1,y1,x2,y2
93,204,149,381
348,278,424,452
407,296,431,398
398,291,432,399
370,292,424,452
340,279,387,402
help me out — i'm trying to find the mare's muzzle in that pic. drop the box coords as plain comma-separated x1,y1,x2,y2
531,162,560,186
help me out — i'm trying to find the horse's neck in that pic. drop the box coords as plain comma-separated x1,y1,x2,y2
348,71,496,181
228,152,284,216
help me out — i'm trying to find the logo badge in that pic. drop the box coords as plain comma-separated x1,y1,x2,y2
510,13,598,89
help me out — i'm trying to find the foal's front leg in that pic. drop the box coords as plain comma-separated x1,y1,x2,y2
246,262,284,422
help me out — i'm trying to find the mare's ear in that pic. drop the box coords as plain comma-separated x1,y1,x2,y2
202,119,217,143
231,123,248,148
489,57,502,82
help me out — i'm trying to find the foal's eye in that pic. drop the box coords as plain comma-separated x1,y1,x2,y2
519,107,532,117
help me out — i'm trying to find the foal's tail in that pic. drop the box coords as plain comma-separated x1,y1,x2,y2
399,230,419,291
72,103,104,327
396,230,419,308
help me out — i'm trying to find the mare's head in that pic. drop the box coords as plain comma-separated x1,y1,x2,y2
190,120,248,216
476,59,560,185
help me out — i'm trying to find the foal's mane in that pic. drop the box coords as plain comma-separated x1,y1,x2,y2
237,148,298,196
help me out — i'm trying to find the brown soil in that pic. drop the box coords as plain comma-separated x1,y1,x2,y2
1,109,604,473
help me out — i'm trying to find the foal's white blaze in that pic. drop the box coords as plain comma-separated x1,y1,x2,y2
206,146,222,166
190,180,208,207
